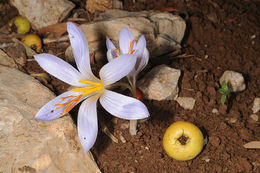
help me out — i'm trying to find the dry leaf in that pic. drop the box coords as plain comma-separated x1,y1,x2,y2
243,141,260,149
12,38,37,56
30,73,51,82
38,23,68,38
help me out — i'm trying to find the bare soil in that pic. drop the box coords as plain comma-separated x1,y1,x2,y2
1,0,259,172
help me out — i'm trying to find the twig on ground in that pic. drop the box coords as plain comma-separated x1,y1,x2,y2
67,18,88,22
43,35,69,44
102,125,119,143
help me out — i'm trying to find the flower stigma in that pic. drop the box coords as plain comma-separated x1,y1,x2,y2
55,79,104,115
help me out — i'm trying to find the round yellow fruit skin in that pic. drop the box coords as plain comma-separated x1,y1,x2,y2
9,16,30,34
163,121,204,161
22,34,42,53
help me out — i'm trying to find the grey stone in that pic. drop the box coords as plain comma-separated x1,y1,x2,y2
220,70,246,92
138,65,181,100
10,0,75,29
65,10,186,62
176,97,196,110
0,65,100,173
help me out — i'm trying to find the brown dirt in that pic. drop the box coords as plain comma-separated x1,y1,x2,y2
1,0,259,172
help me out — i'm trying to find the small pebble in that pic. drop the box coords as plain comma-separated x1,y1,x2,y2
120,123,129,130
229,118,237,123
120,135,126,143
201,156,210,162
250,34,256,39
212,108,219,114
252,98,260,113
249,114,258,122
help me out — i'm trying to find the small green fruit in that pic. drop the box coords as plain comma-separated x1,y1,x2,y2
22,34,42,53
9,16,30,34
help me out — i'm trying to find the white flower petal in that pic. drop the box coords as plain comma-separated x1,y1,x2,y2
67,22,96,79
119,27,135,54
135,48,149,74
35,91,82,121
107,49,115,62
135,35,146,58
77,97,98,152
99,54,137,86
106,37,116,50
34,53,83,86
100,90,149,120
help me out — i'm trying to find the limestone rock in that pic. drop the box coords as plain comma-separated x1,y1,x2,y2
10,0,75,29
220,70,246,92
65,10,186,62
0,65,100,173
252,97,260,113
176,97,196,110
138,65,181,100
86,0,122,13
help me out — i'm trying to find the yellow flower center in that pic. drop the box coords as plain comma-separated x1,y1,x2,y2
55,80,104,115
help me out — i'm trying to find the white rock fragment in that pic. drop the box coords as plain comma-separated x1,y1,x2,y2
220,70,246,92
252,98,260,113
212,108,219,114
176,97,196,110
138,65,181,101
0,65,100,173
66,10,186,62
249,114,258,122
10,0,75,29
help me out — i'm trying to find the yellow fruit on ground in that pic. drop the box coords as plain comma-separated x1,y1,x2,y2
9,16,30,34
22,34,42,53
163,121,204,161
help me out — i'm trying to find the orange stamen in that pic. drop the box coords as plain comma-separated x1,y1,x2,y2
128,40,135,54
55,94,83,115
54,79,104,115
113,49,121,56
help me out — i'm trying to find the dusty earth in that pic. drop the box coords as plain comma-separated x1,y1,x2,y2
1,0,259,172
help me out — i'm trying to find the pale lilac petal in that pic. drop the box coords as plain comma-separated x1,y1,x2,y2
99,54,137,86
35,91,82,121
67,22,96,79
106,37,116,50
34,53,83,86
100,90,149,120
107,49,115,62
77,97,98,152
119,27,135,54
134,35,146,58
135,48,149,74
106,37,118,61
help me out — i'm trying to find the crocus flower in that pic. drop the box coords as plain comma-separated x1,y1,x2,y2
106,27,149,80
34,22,149,152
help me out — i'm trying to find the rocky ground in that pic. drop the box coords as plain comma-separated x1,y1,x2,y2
0,0,259,173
